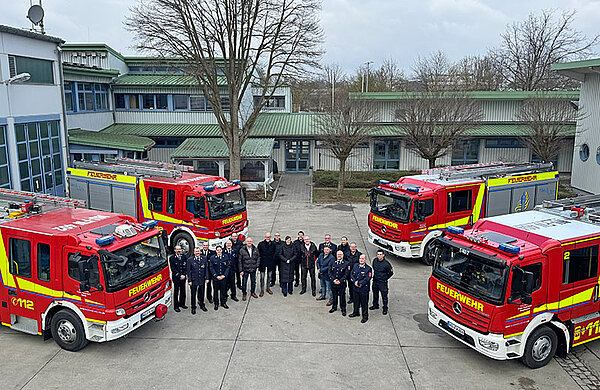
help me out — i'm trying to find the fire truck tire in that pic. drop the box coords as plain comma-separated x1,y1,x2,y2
50,310,89,352
173,232,195,255
521,326,557,369
422,239,439,266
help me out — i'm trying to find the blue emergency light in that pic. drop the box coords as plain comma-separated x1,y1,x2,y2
142,220,158,229
498,243,520,254
403,186,419,193
446,226,464,235
379,180,390,185
96,235,115,246
230,180,241,185
204,185,215,192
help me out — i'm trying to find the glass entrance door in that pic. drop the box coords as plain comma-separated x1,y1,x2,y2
285,140,310,172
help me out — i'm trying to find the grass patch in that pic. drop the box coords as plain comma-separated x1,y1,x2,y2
313,170,418,189
558,184,578,199
313,188,370,203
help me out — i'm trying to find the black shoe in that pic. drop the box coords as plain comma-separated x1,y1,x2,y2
300,289,306,295
231,297,239,302
191,308,196,315
222,304,229,309
174,307,181,312
312,291,316,297
294,282,299,287
289,291,293,295
383,308,388,315
180,305,188,309
201,306,208,312
283,293,288,297
329,308,337,313
348,313,359,318
361,318,368,323
348,299,353,304
369,305,379,310
214,305,219,311
342,311,347,316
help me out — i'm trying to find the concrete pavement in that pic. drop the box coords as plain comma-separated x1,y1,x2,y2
1,200,598,389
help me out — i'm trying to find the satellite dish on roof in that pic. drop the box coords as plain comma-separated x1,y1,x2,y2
27,4,45,25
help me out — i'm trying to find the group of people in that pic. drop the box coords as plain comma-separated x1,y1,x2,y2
168,231,394,323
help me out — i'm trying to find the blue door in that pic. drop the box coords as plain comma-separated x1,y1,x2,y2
285,140,310,172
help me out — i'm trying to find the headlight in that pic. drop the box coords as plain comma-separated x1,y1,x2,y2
111,323,129,334
478,337,499,351
115,308,126,316
428,306,438,320
215,231,221,237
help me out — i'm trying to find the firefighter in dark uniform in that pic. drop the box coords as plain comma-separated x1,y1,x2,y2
169,245,188,312
349,254,372,323
210,246,231,310
370,249,394,315
200,241,216,303
345,242,362,304
329,250,350,316
187,247,209,314
224,240,239,302
230,232,243,290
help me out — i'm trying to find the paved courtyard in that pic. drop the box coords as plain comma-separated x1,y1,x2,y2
2,200,600,389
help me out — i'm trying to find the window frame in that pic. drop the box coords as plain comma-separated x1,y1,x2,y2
9,237,32,278
37,242,51,282
447,189,472,213
373,140,401,171
9,55,54,84
148,186,164,212
562,245,599,285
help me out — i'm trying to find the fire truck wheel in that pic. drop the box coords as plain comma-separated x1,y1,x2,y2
50,310,89,352
422,239,439,266
521,326,557,369
173,232,195,256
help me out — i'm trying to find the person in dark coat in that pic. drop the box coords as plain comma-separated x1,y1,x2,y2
238,237,260,300
299,235,319,296
271,233,283,287
292,231,305,287
278,236,296,296
169,245,188,312
187,247,209,314
318,234,337,256
345,242,362,304
230,232,243,290
210,246,230,310
224,240,239,302
329,250,350,316
349,254,372,323
200,241,216,304
316,246,334,305
370,249,394,315
258,232,276,297
337,236,351,258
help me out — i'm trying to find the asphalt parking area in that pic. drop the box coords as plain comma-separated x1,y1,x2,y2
1,201,599,389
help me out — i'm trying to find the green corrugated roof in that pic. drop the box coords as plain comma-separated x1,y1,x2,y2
68,129,155,152
363,124,576,137
113,74,227,87
251,113,320,136
171,137,274,159
350,91,580,100
63,64,120,78
101,123,221,137
552,58,600,71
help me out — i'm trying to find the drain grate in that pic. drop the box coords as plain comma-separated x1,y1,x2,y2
555,349,600,390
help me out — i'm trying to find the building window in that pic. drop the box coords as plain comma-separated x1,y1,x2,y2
580,143,590,162
0,126,11,188
241,160,265,182
15,121,64,195
115,94,126,109
452,139,480,166
129,94,140,109
220,96,230,111
174,94,189,110
254,95,286,110
195,160,220,176
153,138,183,148
8,55,54,84
485,138,523,148
75,82,109,112
315,140,330,149
141,94,168,110
64,82,76,112
94,84,109,110
373,140,400,170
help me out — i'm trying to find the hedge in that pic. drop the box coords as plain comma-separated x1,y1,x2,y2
313,170,419,188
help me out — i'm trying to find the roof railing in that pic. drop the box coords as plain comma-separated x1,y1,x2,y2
73,160,185,179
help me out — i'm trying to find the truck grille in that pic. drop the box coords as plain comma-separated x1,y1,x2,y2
432,288,491,333
118,283,164,318
369,218,403,242
217,219,246,236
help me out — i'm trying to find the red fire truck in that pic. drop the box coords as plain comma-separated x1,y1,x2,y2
428,194,600,368
67,158,248,254
367,162,558,264
0,189,171,351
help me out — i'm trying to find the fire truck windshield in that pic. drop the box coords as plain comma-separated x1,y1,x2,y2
432,241,508,305
206,189,246,220
101,235,167,292
370,189,411,223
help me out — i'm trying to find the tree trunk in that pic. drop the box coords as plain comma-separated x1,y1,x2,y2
337,158,347,197
229,132,242,181
428,157,437,169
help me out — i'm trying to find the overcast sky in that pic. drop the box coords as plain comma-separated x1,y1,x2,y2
1,0,599,75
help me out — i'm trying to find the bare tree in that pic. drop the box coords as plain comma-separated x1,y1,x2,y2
518,97,579,164
395,92,483,169
412,51,453,91
323,63,346,110
450,55,504,91
348,59,407,92
496,9,598,91
127,0,323,180
316,99,378,196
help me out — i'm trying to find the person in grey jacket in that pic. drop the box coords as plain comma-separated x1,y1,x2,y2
238,237,260,301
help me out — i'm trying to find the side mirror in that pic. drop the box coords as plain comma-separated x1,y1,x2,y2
161,229,168,247
524,271,535,294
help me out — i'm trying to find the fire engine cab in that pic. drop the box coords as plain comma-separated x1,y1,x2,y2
66,158,248,254
428,194,600,368
367,162,558,264
0,189,172,351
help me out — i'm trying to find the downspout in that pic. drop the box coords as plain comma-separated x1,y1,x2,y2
57,45,71,193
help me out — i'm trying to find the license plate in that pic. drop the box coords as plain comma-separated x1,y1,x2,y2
141,307,154,321
447,320,465,336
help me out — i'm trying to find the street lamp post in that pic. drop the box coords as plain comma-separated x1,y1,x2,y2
365,61,373,93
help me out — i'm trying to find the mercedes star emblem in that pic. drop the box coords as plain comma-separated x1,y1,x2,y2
381,226,387,234
144,292,151,302
453,301,462,315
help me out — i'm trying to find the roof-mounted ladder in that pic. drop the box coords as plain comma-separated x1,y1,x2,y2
541,194,600,224
73,160,185,179
433,162,554,180
106,158,193,172
0,188,86,220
